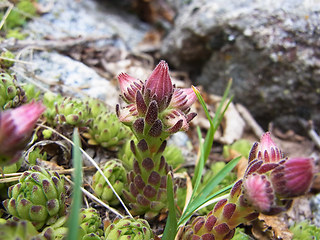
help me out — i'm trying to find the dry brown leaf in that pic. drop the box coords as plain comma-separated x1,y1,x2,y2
252,214,293,240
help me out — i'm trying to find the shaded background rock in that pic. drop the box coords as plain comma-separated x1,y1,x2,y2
161,0,320,133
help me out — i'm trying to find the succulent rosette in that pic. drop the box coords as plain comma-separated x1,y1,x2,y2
84,112,131,150
0,70,26,109
183,132,316,239
79,207,103,236
3,166,67,230
0,218,44,240
116,60,197,218
0,101,45,166
92,160,127,206
104,216,155,240
56,97,92,126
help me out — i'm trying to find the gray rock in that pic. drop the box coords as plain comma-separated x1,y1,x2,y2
161,0,320,131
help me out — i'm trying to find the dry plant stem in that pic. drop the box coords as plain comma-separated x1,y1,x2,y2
37,123,134,219
236,103,264,138
0,1,13,30
0,36,112,51
0,57,33,65
64,176,124,218
0,167,96,184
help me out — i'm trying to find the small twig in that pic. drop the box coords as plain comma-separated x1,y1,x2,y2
236,103,264,138
0,36,113,51
0,56,34,65
299,119,320,149
64,176,124,218
0,1,13,31
37,123,133,219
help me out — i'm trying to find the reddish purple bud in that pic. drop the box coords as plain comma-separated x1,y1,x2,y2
142,158,154,171
186,112,197,123
133,118,145,134
0,102,45,165
257,163,279,174
148,171,161,185
271,157,315,198
193,217,205,233
145,61,173,107
243,173,274,213
137,194,150,206
143,185,157,198
117,73,142,103
224,229,235,240
230,180,242,199
145,100,158,125
204,215,217,232
223,203,236,220
137,139,148,152
136,90,147,115
245,160,263,176
134,175,145,190
129,183,139,197
214,223,230,235
213,199,227,213
148,119,163,137
248,142,259,162
133,160,141,175
201,233,215,240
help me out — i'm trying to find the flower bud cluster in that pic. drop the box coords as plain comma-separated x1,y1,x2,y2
183,132,316,239
116,61,197,218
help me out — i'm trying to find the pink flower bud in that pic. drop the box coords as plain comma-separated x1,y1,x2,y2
117,73,143,103
242,173,274,213
249,132,283,163
145,60,173,108
270,157,315,198
170,88,197,113
0,102,45,165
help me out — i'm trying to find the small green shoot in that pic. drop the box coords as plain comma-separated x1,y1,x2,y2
67,128,83,240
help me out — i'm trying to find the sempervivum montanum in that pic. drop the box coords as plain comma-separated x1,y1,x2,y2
116,60,197,219
3,166,67,230
104,216,156,240
91,160,127,206
182,132,316,240
84,112,131,151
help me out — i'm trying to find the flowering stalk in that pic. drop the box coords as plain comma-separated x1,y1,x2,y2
0,102,45,166
183,132,315,239
116,61,197,219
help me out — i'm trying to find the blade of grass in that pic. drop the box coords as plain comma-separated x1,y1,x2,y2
67,128,82,240
178,156,240,226
192,80,232,186
162,173,177,240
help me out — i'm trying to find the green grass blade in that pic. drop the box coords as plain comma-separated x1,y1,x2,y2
162,173,177,240
178,156,240,226
67,128,83,240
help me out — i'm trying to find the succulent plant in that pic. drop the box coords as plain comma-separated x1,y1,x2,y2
104,216,155,240
86,98,109,118
0,50,15,69
116,61,197,218
42,92,63,125
79,207,103,236
56,96,92,126
182,132,316,240
0,101,45,166
290,221,320,239
84,112,131,150
27,147,48,165
92,160,127,206
0,70,26,110
22,83,41,102
0,218,44,240
3,166,67,230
